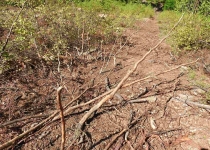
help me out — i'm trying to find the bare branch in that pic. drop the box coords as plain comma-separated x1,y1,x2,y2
173,97,210,110
0,114,49,128
104,129,128,150
0,111,59,150
56,87,65,150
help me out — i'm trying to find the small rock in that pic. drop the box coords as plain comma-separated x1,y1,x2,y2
38,131,50,139
192,88,206,95
146,96,157,103
180,66,189,72
178,94,187,99
177,94,194,101
150,117,157,130
98,13,107,18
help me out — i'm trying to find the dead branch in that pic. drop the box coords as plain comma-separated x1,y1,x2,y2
60,58,198,122
77,13,184,130
105,111,148,150
104,128,128,150
56,87,65,150
105,77,124,102
59,42,199,124
0,86,89,149
53,88,113,121
0,111,59,150
173,97,210,110
0,114,49,128
123,59,199,88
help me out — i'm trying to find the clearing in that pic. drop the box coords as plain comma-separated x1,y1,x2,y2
1,14,210,150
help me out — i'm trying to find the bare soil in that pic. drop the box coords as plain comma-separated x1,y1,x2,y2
1,16,210,150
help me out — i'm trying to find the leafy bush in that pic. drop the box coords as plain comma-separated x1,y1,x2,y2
199,0,210,16
0,1,154,73
163,0,175,10
0,5,113,71
1,0,46,7
158,11,210,52
173,15,210,51
175,0,195,12
176,0,210,16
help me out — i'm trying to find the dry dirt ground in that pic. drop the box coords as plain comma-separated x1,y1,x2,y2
1,16,210,150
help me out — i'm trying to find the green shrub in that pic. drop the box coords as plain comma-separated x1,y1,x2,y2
158,11,210,52
199,0,210,16
173,15,210,51
0,1,154,72
175,0,195,12
163,0,175,10
0,5,115,71
175,0,210,16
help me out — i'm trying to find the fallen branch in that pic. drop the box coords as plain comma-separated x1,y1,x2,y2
61,55,198,120
0,87,88,149
0,111,59,150
105,77,124,102
56,87,65,150
0,114,49,128
104,128,128,150
123,59,199,88
53,89,113,121
77,13,185,130
173,97,210,110
105,111,148,150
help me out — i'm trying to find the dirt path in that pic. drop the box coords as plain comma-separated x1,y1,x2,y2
93,17,210,150
1,16,210,150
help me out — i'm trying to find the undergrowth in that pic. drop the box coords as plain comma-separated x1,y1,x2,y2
188,69,210,103
158,11,210,53
0,1,154,73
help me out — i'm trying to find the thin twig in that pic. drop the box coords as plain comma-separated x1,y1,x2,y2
56,87,65,150
0,114,49,128
0,86,89,149
123,58,199,88
105,77,124,102
105,111,148,150
173,97,210,110
52,85,99,121
104,128,128,150
0,111,59,150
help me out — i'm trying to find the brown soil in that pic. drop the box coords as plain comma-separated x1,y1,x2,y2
1,16,210,150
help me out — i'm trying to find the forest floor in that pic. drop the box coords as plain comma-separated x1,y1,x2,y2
1,14,210,150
